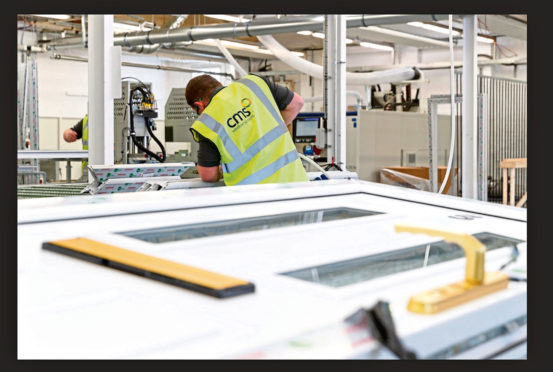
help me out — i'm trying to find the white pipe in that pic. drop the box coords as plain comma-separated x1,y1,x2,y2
462,15,478,199
438,14,457,195
214,39,248,79
81,15,87,47
257,35,419,85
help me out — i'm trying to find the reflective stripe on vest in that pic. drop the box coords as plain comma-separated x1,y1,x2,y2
197,112,290,175
236,149,299,185
190,75,307,185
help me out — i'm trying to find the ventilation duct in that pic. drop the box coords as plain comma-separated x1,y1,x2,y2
257,35,421,85
124,44,162,54
45,15,450,50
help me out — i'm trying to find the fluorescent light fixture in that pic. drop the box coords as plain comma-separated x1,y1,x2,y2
359,41,393,52
204,14,247,23
408,21,461,36
113,22,143,32
409,21,494,44
297,31,352,44
113,21,153,32
291,51,305,56
31,14,70,20
477,35,495,44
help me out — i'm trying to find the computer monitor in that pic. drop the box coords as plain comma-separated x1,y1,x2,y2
293,117,320,143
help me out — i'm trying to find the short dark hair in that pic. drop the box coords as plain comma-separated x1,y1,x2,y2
185,75,223,107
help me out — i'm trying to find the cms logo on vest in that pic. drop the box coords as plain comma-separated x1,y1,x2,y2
226,98,252,128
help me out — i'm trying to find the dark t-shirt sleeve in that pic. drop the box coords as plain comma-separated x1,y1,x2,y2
196,132,221,167
71,118,84,139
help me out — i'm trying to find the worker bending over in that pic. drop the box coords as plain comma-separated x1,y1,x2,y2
185,74,308,186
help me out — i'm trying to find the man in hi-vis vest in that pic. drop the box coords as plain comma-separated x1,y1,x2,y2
185,74,308,186
62,114,89,176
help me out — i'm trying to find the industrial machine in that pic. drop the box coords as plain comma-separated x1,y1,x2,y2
114,80,166,164
163,87,199,163
292,111,357,172
18,180,526,359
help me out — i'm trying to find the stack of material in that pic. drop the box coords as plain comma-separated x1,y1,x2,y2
17,183,89,199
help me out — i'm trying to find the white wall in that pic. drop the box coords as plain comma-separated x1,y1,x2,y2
36,47,231,120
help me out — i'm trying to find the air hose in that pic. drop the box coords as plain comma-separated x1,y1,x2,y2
438,14,457,194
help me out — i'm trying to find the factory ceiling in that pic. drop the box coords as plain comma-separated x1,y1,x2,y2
17,14,527,61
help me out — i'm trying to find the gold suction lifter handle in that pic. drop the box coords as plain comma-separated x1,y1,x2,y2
394,224,486,285
394,224,509,314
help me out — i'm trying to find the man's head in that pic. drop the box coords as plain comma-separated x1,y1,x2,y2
185,74,223,115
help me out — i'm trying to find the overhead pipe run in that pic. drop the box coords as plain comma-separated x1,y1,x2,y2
50,53,234,78
45,14,451,50
124,44,162,54
257,35,421,85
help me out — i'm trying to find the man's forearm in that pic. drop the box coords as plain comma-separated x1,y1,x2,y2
280,92,304,125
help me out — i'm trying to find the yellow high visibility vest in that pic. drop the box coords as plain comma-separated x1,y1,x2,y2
190,75,308,186
81,115,89,172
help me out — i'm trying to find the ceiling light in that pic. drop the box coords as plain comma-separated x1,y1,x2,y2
253,49,273,55
360,26,451,48
477,35,495,44
410,21,494,44
291,51,305,56
359,41,394,52
31,14,70,20
408,21,461,36
113,22,152,32
204,14,247,23
298,31,352,44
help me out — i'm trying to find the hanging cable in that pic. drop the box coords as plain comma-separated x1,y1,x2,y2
438,14,457,195
298,153,330,179
127,85,166,163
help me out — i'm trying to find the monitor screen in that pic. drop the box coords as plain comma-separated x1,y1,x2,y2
295,118,319,138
